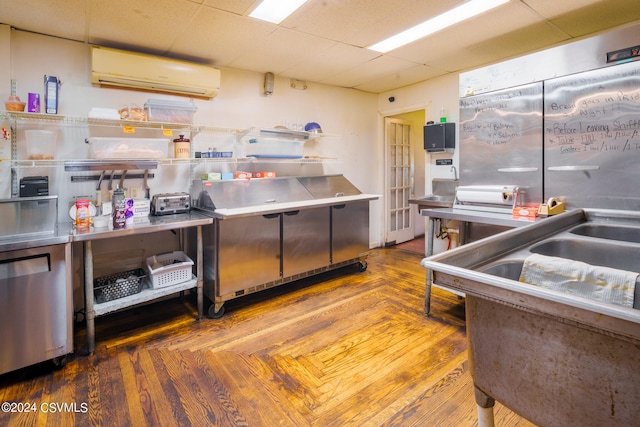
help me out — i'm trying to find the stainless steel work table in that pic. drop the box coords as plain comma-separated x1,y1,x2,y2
68,212,213,354
420,207,543,316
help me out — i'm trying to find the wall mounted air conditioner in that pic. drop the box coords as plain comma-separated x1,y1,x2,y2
91,46,220,98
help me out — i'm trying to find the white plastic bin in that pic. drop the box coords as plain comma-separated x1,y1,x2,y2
25,130,57,160
145,251,194,288
246,137,305,158
89,137,169,159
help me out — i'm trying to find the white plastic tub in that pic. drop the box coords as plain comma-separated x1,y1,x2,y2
89,137,169,159
25,130,57,160
246,137,304,158
145,251,194,289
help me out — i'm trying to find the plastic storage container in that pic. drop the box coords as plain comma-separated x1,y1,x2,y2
246,137,305,158
144,99,197,124
89,137,169,159
145,251,194,289
25,130,56,160
93,268,146,303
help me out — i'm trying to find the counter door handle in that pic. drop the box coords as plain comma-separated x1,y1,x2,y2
497,167,539,172
333,204,346,210
547,165,600,171
263,213,280,219
284,210,300,216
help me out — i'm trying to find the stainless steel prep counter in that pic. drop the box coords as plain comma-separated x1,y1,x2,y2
192,175,378,317
69,212,212,354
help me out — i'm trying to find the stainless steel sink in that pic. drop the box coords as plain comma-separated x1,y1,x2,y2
410,178,458,209
570,223,640,243
479,260,524,280
530,238,640,272
411,194,455,209
422,209,640,426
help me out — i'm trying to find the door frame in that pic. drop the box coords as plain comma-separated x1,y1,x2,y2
383,116,415,245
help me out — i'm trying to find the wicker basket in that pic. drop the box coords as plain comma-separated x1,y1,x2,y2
145,251,194,289
94,268,146,304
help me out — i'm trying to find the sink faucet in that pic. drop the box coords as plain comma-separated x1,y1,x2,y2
450,165,458,180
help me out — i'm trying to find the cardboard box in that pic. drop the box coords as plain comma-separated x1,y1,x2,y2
252,171,276,178
234,171,251,180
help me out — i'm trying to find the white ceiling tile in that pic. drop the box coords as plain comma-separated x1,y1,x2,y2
354,64,446,93
170,7,274,65
201,0,257,15
1,0,638,93
281,43,380,83
0,0,87,41
87,0,200,53
226,27,335,75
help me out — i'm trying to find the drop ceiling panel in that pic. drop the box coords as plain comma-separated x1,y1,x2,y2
389,1,547,64
201,0,257,15
0,0,638,93
347,1,462,48
523,0,609,19
0,0,87,42
280,0,422,43
320,55,421,88
548,0,640,37
227,27,336,75
170,7,274,65
354,64,446,93
281,43,380,84
87,0,200,53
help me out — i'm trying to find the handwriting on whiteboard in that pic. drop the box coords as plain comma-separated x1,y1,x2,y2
544,62,640,155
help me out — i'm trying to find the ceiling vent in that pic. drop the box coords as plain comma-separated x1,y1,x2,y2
91,46,220,98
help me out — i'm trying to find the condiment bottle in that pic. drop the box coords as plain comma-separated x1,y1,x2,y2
173,134,191,159
75,199,91,227
112,185,126,229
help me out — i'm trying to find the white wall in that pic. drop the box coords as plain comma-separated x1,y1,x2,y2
377,74,461,252
2,28,384,247
378,73,460,195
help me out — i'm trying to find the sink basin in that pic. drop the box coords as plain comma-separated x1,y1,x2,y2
480,260,524,280
570,223,640,244
410,194,455,209
530,238,640,272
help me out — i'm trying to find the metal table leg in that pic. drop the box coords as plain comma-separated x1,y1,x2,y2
83,240,95,355
475,385,496,427
196,225,203,320
424,217,435,316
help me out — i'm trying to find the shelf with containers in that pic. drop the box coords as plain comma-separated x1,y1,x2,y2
1,111,339,208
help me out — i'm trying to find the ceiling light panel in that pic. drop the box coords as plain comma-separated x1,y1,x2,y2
249,0,309,24
368,0,510,53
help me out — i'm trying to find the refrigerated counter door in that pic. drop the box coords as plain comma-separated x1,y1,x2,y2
0,243,72,375
283,207,330,277
332,202,369,264
216,214,281,296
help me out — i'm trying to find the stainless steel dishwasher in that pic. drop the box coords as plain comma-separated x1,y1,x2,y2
0,196,73,375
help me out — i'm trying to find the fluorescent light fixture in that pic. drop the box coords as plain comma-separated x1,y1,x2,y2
249,0,309,24
368,0,510,53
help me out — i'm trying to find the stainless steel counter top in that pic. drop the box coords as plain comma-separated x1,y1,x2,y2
201,194,379,220
68,212,213,241
420,207,544,228
0,231,71,252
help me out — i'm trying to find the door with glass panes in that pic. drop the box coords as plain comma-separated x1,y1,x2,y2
384,117,414,245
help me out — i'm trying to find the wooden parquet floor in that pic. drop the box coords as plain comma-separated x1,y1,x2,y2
0,244,535,426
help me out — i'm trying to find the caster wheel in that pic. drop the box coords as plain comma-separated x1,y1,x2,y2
52,355,69,369
208,304,225,319
358,261,368,272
